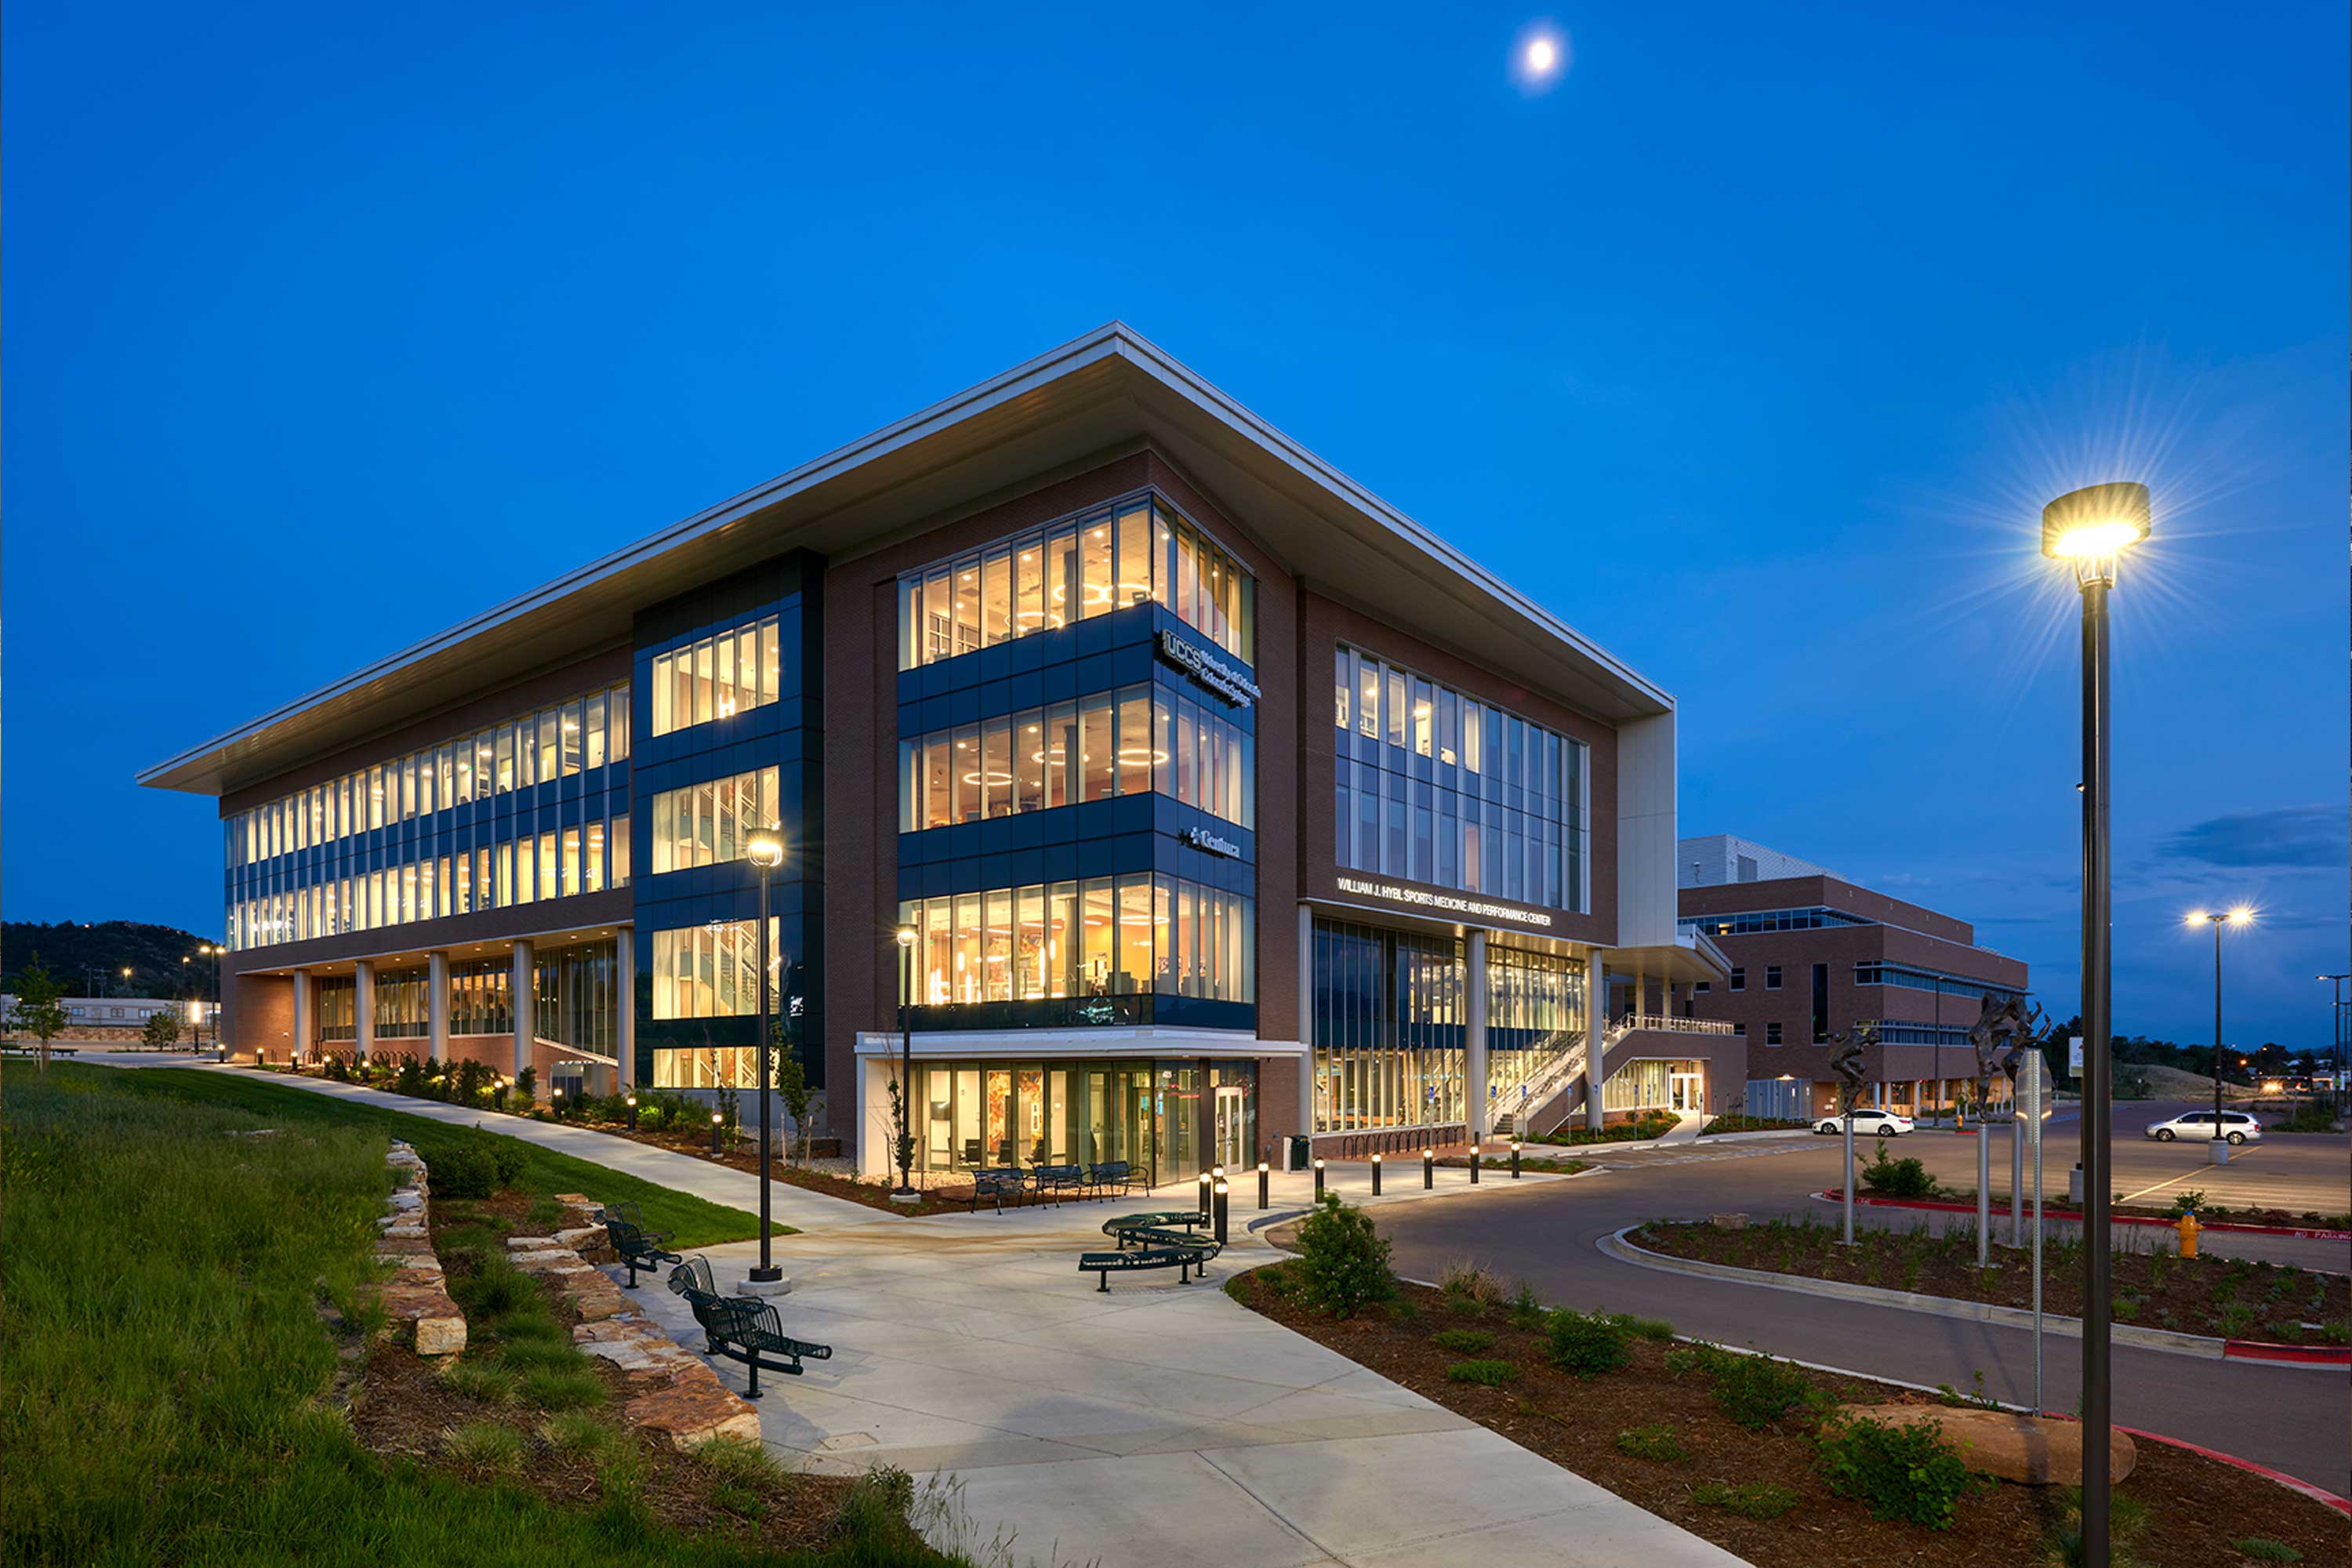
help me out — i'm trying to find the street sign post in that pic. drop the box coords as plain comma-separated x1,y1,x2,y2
2019,1049,2047,1412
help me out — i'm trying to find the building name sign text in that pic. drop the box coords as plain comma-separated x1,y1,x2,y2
1157,630,1261,706
1181,826,1243,858
1336,876,1554,930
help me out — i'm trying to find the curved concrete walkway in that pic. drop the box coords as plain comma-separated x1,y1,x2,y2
625,1218,1740,1566
78,1054,880,1232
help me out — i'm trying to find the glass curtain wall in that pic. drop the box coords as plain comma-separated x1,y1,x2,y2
898,493,1253,667
898,683,1252,831
1309,917,1468,1133
909,1057,1255,1182
650,767,783,873
1332,644,1587,911
1603,1058,1701,1112
448,961,513,1037
897,875,1254,1007
1484,946,1586,1112
372,969,430,1041
648,615,784,738
534,939,620,1056
649,919,784,1021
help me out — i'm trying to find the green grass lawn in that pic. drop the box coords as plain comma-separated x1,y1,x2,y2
0,1065,949,1567
63,1064,758,1247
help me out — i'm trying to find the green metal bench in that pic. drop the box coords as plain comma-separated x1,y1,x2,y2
667,1257,833,1399
1078,1231,1221,1291
603,1216,682,1289
1100,1210,1209,1247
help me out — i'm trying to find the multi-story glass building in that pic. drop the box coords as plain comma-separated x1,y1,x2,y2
140,325,1723,1179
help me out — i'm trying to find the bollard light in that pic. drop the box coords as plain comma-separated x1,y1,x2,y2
1314,1158,1326,1200
1258,1160,1269,1210
1372,1152,1383,1196
1422,1146,1434,1189
552,1085,564,1120
1511,1140,1522,1179
1198,1170,1213,1222
1212,1180,1229,1244
625,1094,638,1131
1469,1140,1481,1185
711,1111,724,1155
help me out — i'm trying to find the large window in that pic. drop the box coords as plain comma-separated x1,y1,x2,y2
535,939,620,1056
1679,906,1874,937
898,874,1254,1007
897,682,1252,832
898,492,1252,669
650,919,783,1021
1309,918,1468,1133
650,768,782,873
1333,646,1587,911
223,682,632,952
648,615,783,738
1485,946,1586,1111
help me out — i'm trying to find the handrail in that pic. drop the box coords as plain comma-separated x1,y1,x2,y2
1616,1014,1737,1036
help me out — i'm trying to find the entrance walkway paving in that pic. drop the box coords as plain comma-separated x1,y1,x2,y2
626,1215,1740,1566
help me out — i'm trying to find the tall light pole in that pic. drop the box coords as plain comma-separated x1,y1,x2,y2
891,924,919,1198
2320,975,2350,1108
2043,479,2151,1568
2187,909,2252,1163
746,830,786,1287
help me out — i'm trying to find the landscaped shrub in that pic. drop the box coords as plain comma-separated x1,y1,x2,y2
1704,1349,1816,1429
1432,1328,1495,1355
1606,1311,1675,1341
485,1135,528,1188
2230,1537,2304,1563
394,1056,427,1098
441,1420,526,1474
1693,1481,1800,1519
1290,1196,1397,1318
1859,1144,1936,1199
431,1138,499,1200
1443,1359,1519,1385
322,1054,351,1082
1507,1279,1547,1328
1815,1413,1984,1530
1614,1424,1687,1462
1544,1308,1630,1377
1439,1260,1504,1316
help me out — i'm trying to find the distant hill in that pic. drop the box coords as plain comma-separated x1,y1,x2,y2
2,920,216,998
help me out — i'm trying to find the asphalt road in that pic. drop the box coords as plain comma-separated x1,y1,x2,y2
1375,1127,2351,1492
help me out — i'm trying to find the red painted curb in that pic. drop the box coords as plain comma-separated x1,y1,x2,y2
2223,1339,2352,1365
2114,1424,2352,1516
1817,1190,2352,1243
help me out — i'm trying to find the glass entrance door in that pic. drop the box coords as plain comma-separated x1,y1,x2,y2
1669,1071,1704,1112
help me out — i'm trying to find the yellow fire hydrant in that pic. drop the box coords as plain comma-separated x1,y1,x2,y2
2177,1210,2200,1260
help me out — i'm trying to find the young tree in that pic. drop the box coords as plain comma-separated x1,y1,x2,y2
769,1010,819,1164
12,953,69,1073
141,1007,183,1051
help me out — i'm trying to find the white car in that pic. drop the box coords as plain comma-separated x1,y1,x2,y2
2145,1110,2262,1145
1814,1109,1914,1138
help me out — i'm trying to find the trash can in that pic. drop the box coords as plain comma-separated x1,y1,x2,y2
1285,1134,1311,1172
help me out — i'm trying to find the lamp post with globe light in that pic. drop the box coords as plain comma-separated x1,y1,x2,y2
891,924,920,1200
2186,909,2252,1164
2042,479,2151,1568
746,830,786,1287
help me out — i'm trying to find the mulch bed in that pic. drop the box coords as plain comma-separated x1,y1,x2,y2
1635,1221,2352,1344
345,1189,874,1553
1439,1154,1594,1175
1849,1181,2352,1233
1227,1267,2350,1566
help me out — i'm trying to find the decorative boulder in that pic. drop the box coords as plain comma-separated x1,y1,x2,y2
1831,1403,2136,1486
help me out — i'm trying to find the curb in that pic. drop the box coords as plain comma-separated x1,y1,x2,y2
1817,1189,2352,1243
1599,1226,2349,1367
2114,1425,2352,1516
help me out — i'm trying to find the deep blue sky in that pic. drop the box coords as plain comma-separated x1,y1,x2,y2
6,3,2344,1047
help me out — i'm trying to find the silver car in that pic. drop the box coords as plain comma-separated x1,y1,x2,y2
2145,1110,2262,1145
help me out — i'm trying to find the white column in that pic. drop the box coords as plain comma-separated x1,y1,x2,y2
291,970,314,1065
427,950,450,1065
354,960,376,1063
1585,951,1608,1130
1465,928,1489,1141
511,940,535,1077
1296,904,1316,1153
616,927,637,1091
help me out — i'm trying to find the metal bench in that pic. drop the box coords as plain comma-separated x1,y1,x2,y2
1100,1211,1209,1248
603,1216,682,1288
1087,1160,1138,1200
1077,1231,1221,1291
666,1258,833,1399
1029,1163,1087,1204
969,1167,1030,1214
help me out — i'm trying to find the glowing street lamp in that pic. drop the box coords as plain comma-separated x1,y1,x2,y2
746,829,786,1285
891,924,920,1200
2187,907,2254,1166
2042,479,2151,1566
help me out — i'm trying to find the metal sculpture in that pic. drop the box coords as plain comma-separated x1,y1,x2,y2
1969,994,2048,1116
1827,1019,1876,1112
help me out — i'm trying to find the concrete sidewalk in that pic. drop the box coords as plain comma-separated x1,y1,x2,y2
626,1219,1740,1566
78,1055,884,1232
